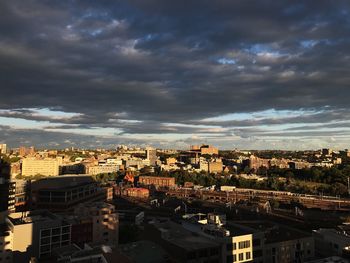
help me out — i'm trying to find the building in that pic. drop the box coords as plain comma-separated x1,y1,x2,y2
230,220,315,263
165,157,177,165
52,243,111,263
0,159,15,222
138,176,176,188
208,160,223,173
313,228,350,257
30,175,107,212
182,213,253,263
0,224,12,263
74,202,119,246
200,145,219,155
19,146,35,156
22,157,62,177
6,210,71,262
244,155,270,171
13,179,29,210
144,219,221,263
85,164,118,175
146,147,157,166
0,144,7,154
123,188,150,199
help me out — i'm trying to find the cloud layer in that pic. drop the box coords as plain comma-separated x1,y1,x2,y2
1,0,350,149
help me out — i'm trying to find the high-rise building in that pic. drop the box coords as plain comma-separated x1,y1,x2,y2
146,147,157,166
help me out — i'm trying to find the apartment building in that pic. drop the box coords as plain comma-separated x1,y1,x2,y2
74,202,119,246
22,157,62,176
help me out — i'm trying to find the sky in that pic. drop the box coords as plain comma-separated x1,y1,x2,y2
1,0,350,150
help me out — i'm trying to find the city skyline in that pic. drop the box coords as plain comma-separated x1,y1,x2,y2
1,1,350,149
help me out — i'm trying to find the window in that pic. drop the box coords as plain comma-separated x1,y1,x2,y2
246,252,251,260
238,241,250,249
239,253,244,261
103,232,108,236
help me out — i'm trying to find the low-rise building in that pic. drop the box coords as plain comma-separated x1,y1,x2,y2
30,175,107,212
138,176,176,188
123,188,150,199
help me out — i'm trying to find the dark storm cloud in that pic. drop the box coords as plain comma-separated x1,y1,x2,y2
1,0,350,147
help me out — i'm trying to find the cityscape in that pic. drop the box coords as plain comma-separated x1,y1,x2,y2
1,0,350,263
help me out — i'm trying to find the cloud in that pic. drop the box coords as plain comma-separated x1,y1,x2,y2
1,0,350,149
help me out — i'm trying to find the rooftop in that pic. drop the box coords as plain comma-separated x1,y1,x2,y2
152,220,219,251
118,240,170,263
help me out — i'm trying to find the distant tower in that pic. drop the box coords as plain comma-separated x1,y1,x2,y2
145,147,157,166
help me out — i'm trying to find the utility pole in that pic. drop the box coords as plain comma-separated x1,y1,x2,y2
348,177,350,195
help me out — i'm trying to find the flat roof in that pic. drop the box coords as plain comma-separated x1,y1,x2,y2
232,220,311,244
153,220,219,251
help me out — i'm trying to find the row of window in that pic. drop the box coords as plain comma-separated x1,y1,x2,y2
227,240,251,251
226,251,251,262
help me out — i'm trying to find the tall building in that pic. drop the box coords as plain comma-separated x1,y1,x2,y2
146,147,157,166
0,144,7,154
0,158,15,223
22,157,61,176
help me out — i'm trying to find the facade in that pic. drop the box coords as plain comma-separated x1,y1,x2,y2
6,210,71,262
85,164,118,175
123,187,150,198
30,175,107,212
74,202,119,246
245,155,270,171
0,160,15,222
146,147,157,166
13,179,28,210
138,176,176,188
208,160,223,173
200,145,219,155
0,224,12,263
22,157,61,176
19,146,35,156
